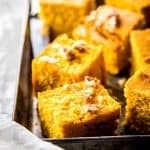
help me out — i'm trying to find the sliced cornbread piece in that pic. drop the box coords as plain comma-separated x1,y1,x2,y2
124,65,150,134
32,34,105,93
72,5,144,74
130,29,150,73
39,0,96,36
105,0,150,27
38,76,121,138
73,5,144,43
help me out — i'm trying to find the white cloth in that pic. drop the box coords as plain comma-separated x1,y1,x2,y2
0,0,63,149
0,120,63,150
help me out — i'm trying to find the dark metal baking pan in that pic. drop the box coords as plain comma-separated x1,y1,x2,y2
14,1,150,150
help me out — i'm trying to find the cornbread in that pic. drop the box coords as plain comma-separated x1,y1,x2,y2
72,5,144,74
38,76,121,138
32,34,105,93
105,0,150,27
124,65,150,134
39,0,96,36
130,29,150,73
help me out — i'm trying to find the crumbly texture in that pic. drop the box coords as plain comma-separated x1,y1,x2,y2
105,0,150,12
130,29,150,74
124,65,150,134
72,5,144,74
39,0,96,36
32,34,105,93
105,0,150,27
38,77,121,138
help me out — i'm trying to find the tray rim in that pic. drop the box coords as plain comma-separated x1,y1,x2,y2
14,0,150,142
42,135,150,143
12,0,30,120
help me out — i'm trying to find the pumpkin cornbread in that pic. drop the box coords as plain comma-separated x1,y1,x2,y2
130,29,150,73
38,76,121,138
105,0,150,27
124,65,150,134
39,0,96,36
72,5,144,74
32,34,105,93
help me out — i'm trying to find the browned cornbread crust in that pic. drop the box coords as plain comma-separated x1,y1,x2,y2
124,65,150,133
38,76,121,138
32,34,105,93
72,5,144,74
130,29,150,73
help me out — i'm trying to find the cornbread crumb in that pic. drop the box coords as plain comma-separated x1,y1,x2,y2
32,34,105,93
124,65,150,133
72,5,144,74
38,76,121,138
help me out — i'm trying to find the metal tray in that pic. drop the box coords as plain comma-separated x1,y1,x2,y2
14,2,150,150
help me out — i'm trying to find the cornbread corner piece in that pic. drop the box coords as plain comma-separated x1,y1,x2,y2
32,34,105,93
124,65,150,134
38,76,121,138
73,25,129,74
130,29,150,74
72,5,144,74
39,0,96,36
105,0,150,27
73,5,144,43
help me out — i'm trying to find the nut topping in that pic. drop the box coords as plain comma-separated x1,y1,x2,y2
82,104,99,114
62,84,70,90
86,7,119,34
83,87,95,96
53,40,88,61
53,43,76,61
85,10,97,22
39,56,58,63
84,76,97,87
71,40,88,53
65,50,76,61
52,43,64,52
84,76,100,88
97,96,103,105
81,87,95,103
103,15,118,33
95,8,119,33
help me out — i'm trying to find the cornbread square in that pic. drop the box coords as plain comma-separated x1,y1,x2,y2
39,0,96,36
72,5,144,74
130,29,150,73
124,65,150,134
38,76,121,138
32,34,105,93
73,5,144,43
105,0,150,27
